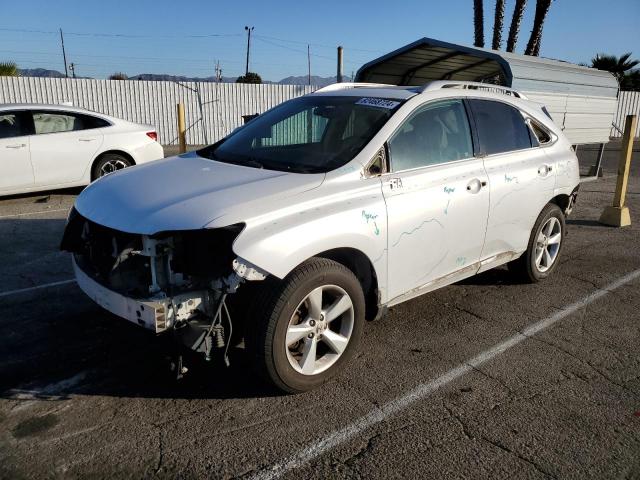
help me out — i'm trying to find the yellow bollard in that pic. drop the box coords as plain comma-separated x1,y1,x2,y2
177,103,186,154
599,114,637,227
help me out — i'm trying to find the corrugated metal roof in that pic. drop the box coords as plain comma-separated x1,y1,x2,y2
355,37,618,97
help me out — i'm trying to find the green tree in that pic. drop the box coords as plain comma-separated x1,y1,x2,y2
473,0,485,47
0,61,18,76
505,0,527,52
591,53,639,84
108,72,128,80
236,72,262,84
524,0,553,56
621,70,640,91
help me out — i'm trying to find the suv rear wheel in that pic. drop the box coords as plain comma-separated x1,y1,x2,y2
246,257,365,393
509,203,566,282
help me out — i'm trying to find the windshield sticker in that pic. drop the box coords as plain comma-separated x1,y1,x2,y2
355,98,400,109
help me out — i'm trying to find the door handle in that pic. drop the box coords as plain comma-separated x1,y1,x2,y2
538,164,553,176
5,143,26,149
78,138,96,142
466,178,485,194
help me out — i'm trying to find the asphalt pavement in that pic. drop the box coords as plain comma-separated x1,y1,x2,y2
0,147,639,479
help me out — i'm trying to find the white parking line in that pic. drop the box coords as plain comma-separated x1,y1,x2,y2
0,279,76,298
250,268,640,480
0,208,69,220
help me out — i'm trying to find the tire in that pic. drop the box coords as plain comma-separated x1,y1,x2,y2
509,203,566,283
245,257,365,393
92,153,132,180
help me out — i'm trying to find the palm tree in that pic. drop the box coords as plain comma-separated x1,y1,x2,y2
524,0,552,56
506,0,527,52
473,0,485,48
591,53,639,83
492,0,506,50
0,61,18,76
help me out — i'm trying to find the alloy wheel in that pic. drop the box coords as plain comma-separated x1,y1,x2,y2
535,216,562,273
285,284,354,376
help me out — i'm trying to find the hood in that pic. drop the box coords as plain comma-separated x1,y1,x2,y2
75,152,325,234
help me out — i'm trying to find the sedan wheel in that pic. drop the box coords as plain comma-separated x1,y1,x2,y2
91,153,132,181
99,158,129,177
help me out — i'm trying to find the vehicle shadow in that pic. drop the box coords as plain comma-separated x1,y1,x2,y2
0,217,281,402
456,266,524,286
566,219,611,228
0,186,83,203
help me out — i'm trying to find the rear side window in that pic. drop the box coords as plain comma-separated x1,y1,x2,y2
468,99,532,155
32,111,109,134
0,111,29,138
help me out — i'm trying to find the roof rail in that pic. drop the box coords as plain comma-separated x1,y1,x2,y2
314,82,394,93
419,81,528,99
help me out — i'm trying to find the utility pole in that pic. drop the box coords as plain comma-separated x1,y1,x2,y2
307,45,311,86
337,46,343,83
69,62,76,78
59,28,68,78
244,26,254,76
215,60,222,82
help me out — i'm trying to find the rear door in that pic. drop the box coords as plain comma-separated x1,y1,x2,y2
467,99,557,263
28,110,106,186
382,98,490,301
0,110,34,192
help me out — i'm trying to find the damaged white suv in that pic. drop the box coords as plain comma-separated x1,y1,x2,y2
62,81,579,392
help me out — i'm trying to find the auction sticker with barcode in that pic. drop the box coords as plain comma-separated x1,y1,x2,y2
355,98,400,109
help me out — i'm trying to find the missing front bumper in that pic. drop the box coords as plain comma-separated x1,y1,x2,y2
73,257,208,333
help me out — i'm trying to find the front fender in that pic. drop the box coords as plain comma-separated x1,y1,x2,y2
230,180,389,301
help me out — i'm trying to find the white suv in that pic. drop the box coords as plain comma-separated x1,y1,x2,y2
61,81,580,392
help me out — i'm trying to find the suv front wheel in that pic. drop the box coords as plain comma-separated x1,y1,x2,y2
509,203,566,282
246,258,365,393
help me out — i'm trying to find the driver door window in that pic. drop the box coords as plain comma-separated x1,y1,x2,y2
388,99,473,172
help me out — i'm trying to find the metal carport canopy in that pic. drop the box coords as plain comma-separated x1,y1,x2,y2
355,37,618,98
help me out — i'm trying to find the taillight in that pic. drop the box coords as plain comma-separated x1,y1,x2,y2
146,131,158,141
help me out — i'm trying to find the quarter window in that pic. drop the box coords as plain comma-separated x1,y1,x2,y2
468,99,532,155
388,99,473,172
0,112,28,139
528,119,552,145
32,111,109,134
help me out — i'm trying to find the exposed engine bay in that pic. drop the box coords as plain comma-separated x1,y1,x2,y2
61,208,266,367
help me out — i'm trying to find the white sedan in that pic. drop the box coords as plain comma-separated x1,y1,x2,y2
0,104,164,196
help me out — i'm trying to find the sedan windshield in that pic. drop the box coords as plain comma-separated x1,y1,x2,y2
198,95,403,173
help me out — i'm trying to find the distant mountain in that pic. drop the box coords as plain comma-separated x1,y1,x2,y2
13,67,350,87
18,68,66,78
277,75,353,87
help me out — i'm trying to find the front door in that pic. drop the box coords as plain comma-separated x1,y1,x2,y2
382,98,490,302
0,110,34,192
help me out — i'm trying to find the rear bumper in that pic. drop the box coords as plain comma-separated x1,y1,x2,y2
133,141,164,165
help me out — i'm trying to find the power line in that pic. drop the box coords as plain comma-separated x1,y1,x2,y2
0,27,242,39
0,26,382,54
253,33,383,54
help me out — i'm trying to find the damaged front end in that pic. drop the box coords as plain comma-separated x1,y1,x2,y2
61,208,266,365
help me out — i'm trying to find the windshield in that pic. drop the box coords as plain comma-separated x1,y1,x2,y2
197,95,403,173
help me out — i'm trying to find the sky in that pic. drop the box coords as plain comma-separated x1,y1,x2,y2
1,0,639,81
